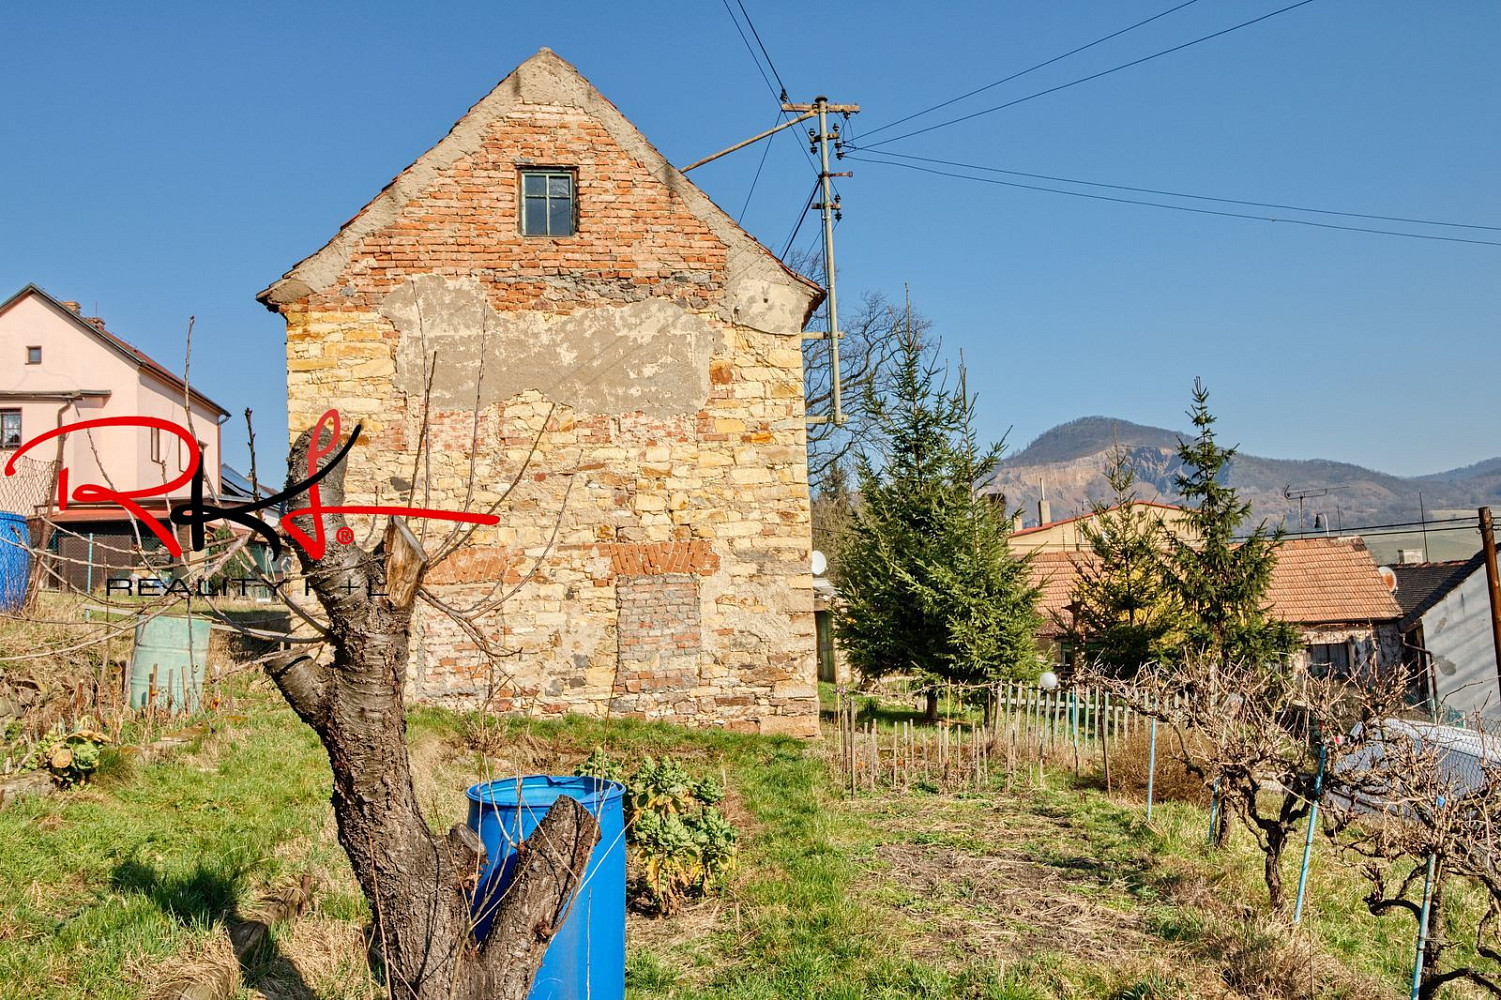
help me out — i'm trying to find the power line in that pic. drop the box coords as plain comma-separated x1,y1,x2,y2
735,0,788,99
719,0,781,105
861,0,1205,141
739,109,782,223
717,0,822,180
847,152,1501,248
779,180,820,259
857,0,1321,150
859,150,1501,234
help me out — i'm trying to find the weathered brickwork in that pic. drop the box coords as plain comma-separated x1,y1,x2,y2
259,50,822,736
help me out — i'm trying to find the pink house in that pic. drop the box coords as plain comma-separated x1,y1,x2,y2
0,284,228,587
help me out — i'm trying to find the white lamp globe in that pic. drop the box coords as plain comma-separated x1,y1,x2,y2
1038,671,1060,692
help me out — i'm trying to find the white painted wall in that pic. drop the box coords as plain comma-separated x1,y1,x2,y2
1423,568,1500,722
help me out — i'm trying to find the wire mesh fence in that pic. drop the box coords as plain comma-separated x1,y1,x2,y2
0,454,56,517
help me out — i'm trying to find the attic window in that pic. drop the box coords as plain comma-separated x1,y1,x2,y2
520,170,575,237
25,346,40,365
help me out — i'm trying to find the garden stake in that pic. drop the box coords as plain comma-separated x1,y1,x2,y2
1207,779,1220,847
1293,741,1327,925
1146,716,1158,823
1411,848,1438,1000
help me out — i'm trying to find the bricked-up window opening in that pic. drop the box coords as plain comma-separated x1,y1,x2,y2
0,410,19,449
25,346,40,365
520,169,575,236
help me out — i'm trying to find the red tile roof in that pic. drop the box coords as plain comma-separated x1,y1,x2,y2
1264,537,1402,624
1026,536,1401,636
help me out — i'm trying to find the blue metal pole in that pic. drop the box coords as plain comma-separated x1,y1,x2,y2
1146,717,1158,822
86,532,94,593
1411,851,1438,1000
1207,778,1220,846
1293,742,1328,924
1069,688,1077,746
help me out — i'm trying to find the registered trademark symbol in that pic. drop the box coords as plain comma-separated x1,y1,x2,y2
335,526,355,546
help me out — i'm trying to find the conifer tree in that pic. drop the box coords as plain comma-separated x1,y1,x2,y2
835,320,1040,719
1066,447,1185,676
1163,378,1299,667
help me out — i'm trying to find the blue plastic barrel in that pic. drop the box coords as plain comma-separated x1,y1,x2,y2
466,776,626,1000
129,614,211,712
0,513,29,610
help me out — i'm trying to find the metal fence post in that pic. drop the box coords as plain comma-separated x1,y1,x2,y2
1293,742,1327,925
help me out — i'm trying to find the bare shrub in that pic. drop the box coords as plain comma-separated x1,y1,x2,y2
1107,727,1210,807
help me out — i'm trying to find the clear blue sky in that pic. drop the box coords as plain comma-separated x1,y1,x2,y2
2,1,1496,478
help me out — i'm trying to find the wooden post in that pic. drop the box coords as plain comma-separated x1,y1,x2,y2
1102,691,1113,795
1481,507,1501,688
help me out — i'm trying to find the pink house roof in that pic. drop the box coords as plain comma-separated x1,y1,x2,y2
0,283,228,417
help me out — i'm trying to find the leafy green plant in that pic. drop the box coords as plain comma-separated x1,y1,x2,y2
36,720,113,786
576,749,738,914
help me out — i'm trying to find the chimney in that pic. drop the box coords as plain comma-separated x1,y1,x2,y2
60,301,81,315
85,316,106,332
1037,481,1051,526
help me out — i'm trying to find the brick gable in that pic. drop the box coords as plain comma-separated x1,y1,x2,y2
261,49,821,736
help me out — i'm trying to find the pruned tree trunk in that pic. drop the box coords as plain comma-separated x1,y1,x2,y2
924,689,938,724
1263,828,1287,914
267,427,599,1000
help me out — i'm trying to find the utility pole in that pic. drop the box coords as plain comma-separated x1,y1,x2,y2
1480,506,1501,684
784,96,858,426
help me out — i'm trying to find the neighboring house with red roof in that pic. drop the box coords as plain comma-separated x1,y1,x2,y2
1392,554,1498,722
0,283,228,588
1030,536,1404,678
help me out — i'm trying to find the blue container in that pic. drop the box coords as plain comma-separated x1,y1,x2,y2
129,614,211,712
466,776,626,1000
0,513,29,610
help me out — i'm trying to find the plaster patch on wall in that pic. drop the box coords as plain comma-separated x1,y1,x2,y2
381,274,716,417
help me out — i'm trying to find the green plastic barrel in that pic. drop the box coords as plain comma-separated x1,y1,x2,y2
129,615,211,712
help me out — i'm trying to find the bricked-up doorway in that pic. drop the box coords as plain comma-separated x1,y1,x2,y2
612,573,703,717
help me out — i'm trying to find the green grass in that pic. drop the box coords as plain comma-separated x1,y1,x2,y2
0,683,1467,999
0,704,342,998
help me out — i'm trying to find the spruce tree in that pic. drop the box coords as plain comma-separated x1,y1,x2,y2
1163,379,1300,666
835,323,1040,719
1067,447,1185,676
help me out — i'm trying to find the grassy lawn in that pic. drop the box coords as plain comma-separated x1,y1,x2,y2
0,681,1470,999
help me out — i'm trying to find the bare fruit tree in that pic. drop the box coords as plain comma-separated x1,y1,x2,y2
1086,654,1406,915
263,421,598,1000
0,326,602,999
1329,718,1501,998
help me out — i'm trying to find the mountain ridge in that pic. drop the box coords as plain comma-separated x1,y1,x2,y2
986,416,1500,529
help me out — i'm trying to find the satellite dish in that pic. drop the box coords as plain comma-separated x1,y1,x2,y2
811,550,828,577
1377,566,1398,593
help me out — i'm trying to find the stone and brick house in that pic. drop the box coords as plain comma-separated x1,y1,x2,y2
257,49,824,735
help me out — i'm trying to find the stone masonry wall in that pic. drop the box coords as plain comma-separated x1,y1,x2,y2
267,52,820,736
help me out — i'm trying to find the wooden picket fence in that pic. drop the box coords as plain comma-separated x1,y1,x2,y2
834,680,1176,796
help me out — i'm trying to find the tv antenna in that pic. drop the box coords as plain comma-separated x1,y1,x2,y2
1284,484,1349,533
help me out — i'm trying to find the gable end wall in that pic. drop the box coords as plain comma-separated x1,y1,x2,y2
275,69,818,736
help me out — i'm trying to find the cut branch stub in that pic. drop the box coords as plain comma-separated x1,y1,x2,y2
384,517,429,611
